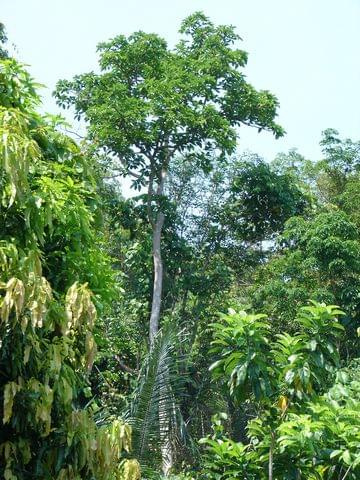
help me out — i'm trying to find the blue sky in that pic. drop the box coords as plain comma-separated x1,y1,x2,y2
3,0,360,161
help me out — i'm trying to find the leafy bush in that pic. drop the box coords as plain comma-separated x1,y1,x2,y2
0,58,139,479
200,303,360,479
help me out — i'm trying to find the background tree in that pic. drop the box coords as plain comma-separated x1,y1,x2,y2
0,23,8,59
248,131,360,358
223,154,308,245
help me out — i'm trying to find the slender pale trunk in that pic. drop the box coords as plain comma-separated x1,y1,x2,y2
147,151,174,474
269,432,274,480
148,147,170,348
150,208,174,475
149,211,165,347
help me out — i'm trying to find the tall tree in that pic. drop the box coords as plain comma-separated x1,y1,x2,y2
55,11,284,348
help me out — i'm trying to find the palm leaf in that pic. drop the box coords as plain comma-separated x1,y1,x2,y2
127,323,188,473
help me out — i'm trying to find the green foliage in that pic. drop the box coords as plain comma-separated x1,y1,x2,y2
202,303,350,479
224,155,308,242
55,12,283,184
243,132,360,366
195,131,360,479
129,324,189,474
0,58,138,479
200,435,257,479
275,361,360,478
320,128,360,176
210,310,272,401
252,210,360,338
198,413,259,479
210,303,344,406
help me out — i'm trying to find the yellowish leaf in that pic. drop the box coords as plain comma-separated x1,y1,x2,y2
23,345,31,364
278,395,288,412
3,381,21,424
123,459,141,480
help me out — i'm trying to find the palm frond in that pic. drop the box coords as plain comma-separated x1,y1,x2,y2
127,323,188,472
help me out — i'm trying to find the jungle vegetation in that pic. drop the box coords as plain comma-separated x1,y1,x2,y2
0,12,359,480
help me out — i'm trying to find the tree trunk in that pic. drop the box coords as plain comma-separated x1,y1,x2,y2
159,386,175,476
147,152,173,475
149,211,165,348
148,150,169,348
269,432,274,480
149,210,174,475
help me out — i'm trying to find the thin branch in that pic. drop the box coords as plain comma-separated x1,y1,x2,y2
94,364,113,388
103,173,123,180
127,170,142,179
104,168,141,180
341,465,352,480
64,128,85,139
114,355,137,375
115,154,142,179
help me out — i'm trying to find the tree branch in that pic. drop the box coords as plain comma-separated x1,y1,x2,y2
104,168,142,180
114,355,137,375
64,128,85,139
147,166,156,229
341,465,352,480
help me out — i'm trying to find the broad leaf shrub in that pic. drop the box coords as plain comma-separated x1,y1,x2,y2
198,303,360,479
0,59,140,479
